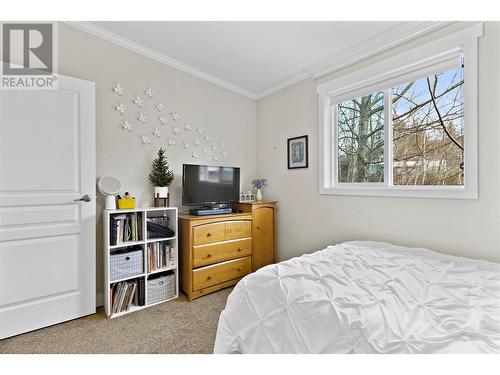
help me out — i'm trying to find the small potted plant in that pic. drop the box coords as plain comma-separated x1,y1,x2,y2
251,178,267,201
149,148,174,199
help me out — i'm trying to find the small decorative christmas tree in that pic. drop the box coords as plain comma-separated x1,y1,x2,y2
149,148,174,187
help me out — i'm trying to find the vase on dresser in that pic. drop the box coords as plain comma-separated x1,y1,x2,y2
256,189,263,201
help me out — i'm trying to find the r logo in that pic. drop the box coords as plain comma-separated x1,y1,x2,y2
2,23,53,75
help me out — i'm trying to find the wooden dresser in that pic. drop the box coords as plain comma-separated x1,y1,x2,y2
179,201,277,301
233,201,277,272
179,213,253,301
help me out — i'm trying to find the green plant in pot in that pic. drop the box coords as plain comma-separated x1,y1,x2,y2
149,148,174,198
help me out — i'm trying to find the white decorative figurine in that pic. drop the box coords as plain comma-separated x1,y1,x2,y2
115,103,127,114
121,120,132,132
113,83,124,95
133,96,144,107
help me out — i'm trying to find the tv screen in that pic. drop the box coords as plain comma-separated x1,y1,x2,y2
182,164,240,206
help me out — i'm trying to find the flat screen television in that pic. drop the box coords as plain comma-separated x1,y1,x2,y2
182,164,240,206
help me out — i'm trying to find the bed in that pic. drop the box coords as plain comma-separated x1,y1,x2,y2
214,241,500,353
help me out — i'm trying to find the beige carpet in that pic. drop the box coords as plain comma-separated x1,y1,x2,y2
0,288,232,354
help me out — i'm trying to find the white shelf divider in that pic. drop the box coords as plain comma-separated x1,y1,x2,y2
104,206,179,318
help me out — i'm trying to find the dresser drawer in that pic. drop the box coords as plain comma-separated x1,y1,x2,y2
225,221,251,240
192,256,251,291
193,222,225,245
193,238,252,268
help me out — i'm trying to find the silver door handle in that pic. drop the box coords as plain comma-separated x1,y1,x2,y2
74,194,92,202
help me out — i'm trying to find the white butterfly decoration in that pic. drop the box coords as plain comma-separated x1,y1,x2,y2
183,141,190,149
168,138,175,146
172,127,180,135
213,156,219,162
203,149,208,154
171,112,181,121
159,116,168,125
212,144,217,150
220,142,225,148
113,83,124,95
121,120,132,132
137,113,147,123
144,87,154,97
141,135,152,145
204,135,211,142
153,128,161,137
185,122,192,131
193,139,200,146
133,96,144,107
192,151,199,159
115,103,127,114
197,128,204,134
155,103,165,112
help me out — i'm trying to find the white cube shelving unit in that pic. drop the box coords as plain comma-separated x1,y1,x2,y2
103,207,178,318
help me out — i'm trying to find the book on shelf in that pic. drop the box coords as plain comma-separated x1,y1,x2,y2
110,212,142,245
147,242,175,272
110,280,138,315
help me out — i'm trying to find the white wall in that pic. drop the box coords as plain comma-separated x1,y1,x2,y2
58,23,257,302
256,22,500,263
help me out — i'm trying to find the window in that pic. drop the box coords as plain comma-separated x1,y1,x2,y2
317,25,480,199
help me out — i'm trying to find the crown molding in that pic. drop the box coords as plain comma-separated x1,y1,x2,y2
65,21,458,102
64,21,257,99
255,21,456,100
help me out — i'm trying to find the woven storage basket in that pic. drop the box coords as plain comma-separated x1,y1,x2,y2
147,273,176,304
110,249,143,281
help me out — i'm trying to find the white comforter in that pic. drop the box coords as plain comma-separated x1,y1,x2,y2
214,241,500,353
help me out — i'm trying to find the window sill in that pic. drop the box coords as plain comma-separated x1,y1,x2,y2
319,186,478,200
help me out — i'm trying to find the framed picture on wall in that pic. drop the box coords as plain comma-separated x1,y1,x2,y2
287,135,308,169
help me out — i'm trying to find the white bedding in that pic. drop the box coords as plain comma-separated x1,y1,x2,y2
214,241,500,353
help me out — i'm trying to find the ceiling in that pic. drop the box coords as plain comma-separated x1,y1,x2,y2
89,21,409,98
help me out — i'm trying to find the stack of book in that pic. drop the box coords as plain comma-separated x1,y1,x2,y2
147,216,175,239
110,213,142,245
110,278,145,315
147,242,175,272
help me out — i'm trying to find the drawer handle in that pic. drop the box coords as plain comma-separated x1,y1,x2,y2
207,275,213,280
207,232,213,237
256,225,261,229
237,267,242,272
206,253,213,258
125,256,130,261
237,247,242,252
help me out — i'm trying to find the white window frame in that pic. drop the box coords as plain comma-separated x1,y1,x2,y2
317,23,483,199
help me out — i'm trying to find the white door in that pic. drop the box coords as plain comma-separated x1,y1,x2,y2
0,75,95,339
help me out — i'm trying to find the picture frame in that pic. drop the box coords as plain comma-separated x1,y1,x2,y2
287,135,309,169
